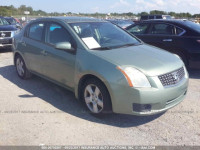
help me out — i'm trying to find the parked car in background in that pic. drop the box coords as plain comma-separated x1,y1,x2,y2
14,18,21,24
140,15,172,21
126,19,200,69
107,19,134,28
4,17,22,29
13,17,188,116
0,16,20,50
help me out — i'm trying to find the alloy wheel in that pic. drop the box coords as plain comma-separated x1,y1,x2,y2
16,57,25,77
84,84,104,113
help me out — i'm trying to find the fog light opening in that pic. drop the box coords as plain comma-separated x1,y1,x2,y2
132,104,152,112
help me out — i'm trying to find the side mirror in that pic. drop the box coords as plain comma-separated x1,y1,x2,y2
16,23,22,29
55,42,75,51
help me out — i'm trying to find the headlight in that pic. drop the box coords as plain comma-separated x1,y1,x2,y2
15,29,20,34
183,66,189,78
11,30,20,37
174,54,180,59
117,67,151,88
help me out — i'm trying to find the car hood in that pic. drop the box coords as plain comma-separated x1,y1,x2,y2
91,44,183,76
0,25,17,31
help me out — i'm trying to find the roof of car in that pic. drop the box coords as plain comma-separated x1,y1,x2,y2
35,16,105,23
139,19,189,24
141,15,171,16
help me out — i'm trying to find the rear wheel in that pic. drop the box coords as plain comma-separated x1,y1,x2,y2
81,78,112,115
15,55,32,79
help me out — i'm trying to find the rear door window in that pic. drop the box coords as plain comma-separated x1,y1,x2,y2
28,22,45,41
176,27,185,35
150,23,175,35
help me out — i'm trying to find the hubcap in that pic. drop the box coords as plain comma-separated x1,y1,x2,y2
84,84,103,113
16,58,24,77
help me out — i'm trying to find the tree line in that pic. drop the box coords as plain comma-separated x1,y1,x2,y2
0,5,200,18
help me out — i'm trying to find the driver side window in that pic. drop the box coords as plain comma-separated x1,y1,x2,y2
47,23,73,46
127,24,149,35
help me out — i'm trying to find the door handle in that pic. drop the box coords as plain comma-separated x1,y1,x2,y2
163,39,172,42
41,50,48,56
21,42,26,46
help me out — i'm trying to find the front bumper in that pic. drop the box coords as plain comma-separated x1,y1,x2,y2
110,75,189,116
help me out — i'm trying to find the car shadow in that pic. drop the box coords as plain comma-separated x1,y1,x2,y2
188,69,200,79
0,65,164,128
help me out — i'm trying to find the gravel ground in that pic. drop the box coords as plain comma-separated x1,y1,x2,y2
0,51,199,146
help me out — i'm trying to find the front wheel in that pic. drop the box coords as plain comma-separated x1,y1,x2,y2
81,79,112,115
15,55,32,79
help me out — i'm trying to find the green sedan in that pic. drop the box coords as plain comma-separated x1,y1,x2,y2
13,17,189,116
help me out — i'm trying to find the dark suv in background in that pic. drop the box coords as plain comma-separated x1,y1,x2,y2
125,19,200,69
0,16,20,50
140,15,172,21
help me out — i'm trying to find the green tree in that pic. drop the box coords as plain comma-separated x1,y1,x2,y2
150,10,167,15
138,12,149,16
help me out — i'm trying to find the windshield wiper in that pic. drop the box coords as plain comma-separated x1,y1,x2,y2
91,47,111,50
114,43,137,49
91,43,142,50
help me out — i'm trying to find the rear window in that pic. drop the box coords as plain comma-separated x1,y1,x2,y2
183,21,200,33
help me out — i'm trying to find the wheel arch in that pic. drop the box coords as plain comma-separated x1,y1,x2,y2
170,48,189,66
76,74,113,110
14,52,28,68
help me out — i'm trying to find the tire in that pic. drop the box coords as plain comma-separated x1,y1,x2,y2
81,78,112,115
15,55,32,79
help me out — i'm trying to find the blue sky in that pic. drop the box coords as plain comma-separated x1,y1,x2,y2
1,0,200,14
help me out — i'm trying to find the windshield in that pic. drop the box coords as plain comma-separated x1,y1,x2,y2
183,21,200,33
5,18,17,25
69,22,140,50
112,20,134,28
0,18,10,25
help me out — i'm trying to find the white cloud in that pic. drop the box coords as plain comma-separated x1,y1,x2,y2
110,0,130,9
111,0,200,14
91,6,100,13
120,0,129,6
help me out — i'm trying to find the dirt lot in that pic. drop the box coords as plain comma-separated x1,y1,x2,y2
0,51,199,146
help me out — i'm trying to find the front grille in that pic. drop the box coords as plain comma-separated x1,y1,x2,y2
0,38,12,44
158,67,185,87
0,31,11,38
